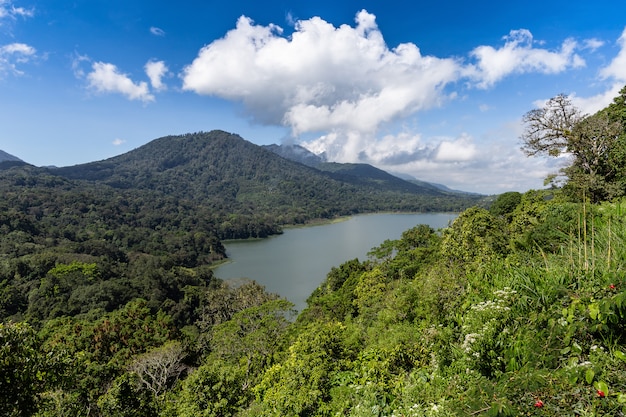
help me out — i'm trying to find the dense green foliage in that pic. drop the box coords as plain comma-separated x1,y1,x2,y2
4,189,626,416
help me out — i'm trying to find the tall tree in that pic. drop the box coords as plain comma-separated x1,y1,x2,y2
520,92,624,201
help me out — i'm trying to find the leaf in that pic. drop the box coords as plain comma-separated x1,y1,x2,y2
588,302,600,320
585,369,595,385
595,381,609,396
615,350,626,363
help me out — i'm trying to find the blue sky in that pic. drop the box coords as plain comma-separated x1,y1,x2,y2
1,0,625,194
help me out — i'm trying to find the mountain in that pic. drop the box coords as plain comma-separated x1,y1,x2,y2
0,149,21,162
262,143,326,167
0,129,483,282
53,130,481,215
265,143,477,196
0,150,27,169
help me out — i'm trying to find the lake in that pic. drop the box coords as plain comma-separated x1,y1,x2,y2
214,212,457,312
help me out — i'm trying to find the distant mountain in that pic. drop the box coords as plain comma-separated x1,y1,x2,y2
0,149,21,162
0,150,28,170
317,162,445,194
265,143,478,196
262,143,326,168
407,179,482,196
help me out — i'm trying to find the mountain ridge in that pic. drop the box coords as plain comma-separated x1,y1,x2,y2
0,149,22,162
263,142,476,196
51,130,481,212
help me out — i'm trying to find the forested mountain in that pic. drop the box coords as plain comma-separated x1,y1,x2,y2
0,149,27,170
54,130,471,214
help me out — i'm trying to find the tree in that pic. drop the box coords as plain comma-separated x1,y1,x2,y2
440,207,509,270
128,341,186,402
520,92,624,202
210,299,295,390
520,94,583,158
489,191,522,221
0,322,50,416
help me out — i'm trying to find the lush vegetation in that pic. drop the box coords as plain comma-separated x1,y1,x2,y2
4,189,626,416
2,88,626,416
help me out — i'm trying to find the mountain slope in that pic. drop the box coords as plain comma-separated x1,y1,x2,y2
0,149,21,162
262,143,325,167
264,142,476,195
318,162,445,194
0,149,27,169
54,130,480,216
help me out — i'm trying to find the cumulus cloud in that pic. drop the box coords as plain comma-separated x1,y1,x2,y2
0,42,35,75
469,29,585,88
86,62,154,102
356,129,553,194
145,60,168,90
112,138,126,146
182,10,463,134
434,134,477,162
150,26,165,36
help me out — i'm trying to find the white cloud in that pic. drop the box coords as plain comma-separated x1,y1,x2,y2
182,10,463,134
434,135,477,162
145,60,168,91
536,27,626,115
0,42,35,75
0,1,35,77
583,38,604,51
569,83,624,115
0,42,34,55
469,29,585,89
599,27,626,82
0,0,34,22
86,61,154,103
150,26,165,36
112,138,126,146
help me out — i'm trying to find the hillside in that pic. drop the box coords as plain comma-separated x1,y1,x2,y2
0,149,22,163
318,161,445,194
0,149,27,169
53,130,481,217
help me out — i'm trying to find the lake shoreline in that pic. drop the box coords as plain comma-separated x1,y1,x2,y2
214,212,459,312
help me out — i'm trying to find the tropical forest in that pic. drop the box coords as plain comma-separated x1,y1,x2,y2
2,86,626,416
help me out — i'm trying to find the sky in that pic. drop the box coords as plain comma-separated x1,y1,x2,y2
1,0,626,194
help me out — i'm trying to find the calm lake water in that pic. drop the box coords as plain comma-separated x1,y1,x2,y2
214,213,457,312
